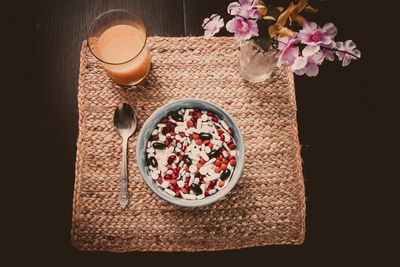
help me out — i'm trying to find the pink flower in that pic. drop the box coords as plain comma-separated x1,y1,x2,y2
298,22,337,47
276,35,300,67
202,14,225,38
291,51,325,77
228,0,259,19
335,40,361,67
226,16,258,41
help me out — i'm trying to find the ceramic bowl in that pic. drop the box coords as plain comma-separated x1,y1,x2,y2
136,99,245,207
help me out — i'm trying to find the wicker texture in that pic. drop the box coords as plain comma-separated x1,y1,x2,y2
71,37,305,252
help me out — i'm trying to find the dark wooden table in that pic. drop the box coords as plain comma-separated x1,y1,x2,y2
8,0,388,264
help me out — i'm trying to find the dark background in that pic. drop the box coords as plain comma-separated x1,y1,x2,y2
5,0,394,265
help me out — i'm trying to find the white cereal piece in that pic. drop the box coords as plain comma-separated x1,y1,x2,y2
164,188,176,196
222,150,228,158
146,147,154,154
186,129,193,135
189,174,195,185
175,147,181,153
157,123,166,128
186,143,195,152
147,142,152,148
196,194,205,200
208,189,217,195
174,157,180,164
201,114,208,121
205,146,211,153
199,166,208,175
168,146,174,153
181,193,197,200
159,135,166,142
177,180,185,188
177,142,182,148
200,183,207,193
230,150,236,156
223,133,231,141
152,129,158,135
176,122,184,126
192,128,200,133
171,163,177,169
189,165,197,173
207,168,215,176
180,108,185,114
223,142,230,151
194,178,200,184
151,170,159,180
166,170,173,175
180,170,187,177
189,153,199,161
184,109,190,119
199,151,209,161
220,120,229,131
179,161,185,168
174,126,184,133
211,140,222,146
205,158,216,165
175,135,182,141
161,166,168,174
201,126,212,133
209,173,220,181
197,120,202,130
169,118,177,123
161,180,170,188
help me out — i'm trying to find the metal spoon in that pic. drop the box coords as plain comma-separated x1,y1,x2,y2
114,103,137,209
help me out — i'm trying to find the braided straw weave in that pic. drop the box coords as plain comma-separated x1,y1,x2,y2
71,37,305,252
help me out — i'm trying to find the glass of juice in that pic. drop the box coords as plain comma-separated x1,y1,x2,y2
87,9,151,85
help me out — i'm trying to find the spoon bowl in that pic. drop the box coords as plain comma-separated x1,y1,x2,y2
114,103,137,209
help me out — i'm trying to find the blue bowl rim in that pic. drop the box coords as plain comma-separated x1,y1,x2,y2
136,98,245,208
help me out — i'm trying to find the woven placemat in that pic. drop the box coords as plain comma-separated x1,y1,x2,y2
71,37,306,252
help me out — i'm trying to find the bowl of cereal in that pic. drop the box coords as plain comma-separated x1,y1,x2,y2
136,99,245,207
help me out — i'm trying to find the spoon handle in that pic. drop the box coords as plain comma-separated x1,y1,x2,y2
119,137,129,209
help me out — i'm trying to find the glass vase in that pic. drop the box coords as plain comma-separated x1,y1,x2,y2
237,40,278,83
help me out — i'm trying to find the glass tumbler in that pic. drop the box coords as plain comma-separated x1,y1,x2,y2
87,9,151,85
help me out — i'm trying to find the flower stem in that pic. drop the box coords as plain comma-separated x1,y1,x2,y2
322,47,360,59
274,39,360,59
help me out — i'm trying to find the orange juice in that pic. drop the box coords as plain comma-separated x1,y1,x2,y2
95,24,150,85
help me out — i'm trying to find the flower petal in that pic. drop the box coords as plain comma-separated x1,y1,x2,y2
227,2,241,15
291,56,308,71
311,51,325,64
352,49,361,58
322,23,338,38
302,45,320,57
294,68,306,75
305,62,319,76
302,21,317,32
344,40,356,50
342,56,351,67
